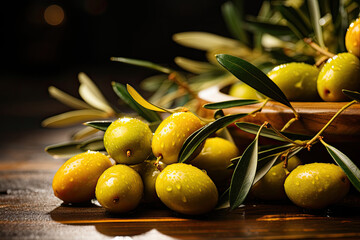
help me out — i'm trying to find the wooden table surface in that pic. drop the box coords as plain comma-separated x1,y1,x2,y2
1,126,360,240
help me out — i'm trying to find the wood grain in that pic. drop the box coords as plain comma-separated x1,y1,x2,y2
1,128,360,239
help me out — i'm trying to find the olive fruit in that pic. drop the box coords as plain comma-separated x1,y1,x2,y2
251,156,301,201
267,62,320,101
229,82,264,100
155,163,218,215
152,112,203,164
95,164,143,213
284,163,350,209
190,137,239,186
317,53,360,102
345,17,360,57
52,151,112,203
104,117,153,165
135,160,166,203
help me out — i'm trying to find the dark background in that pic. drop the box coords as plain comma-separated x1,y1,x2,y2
0,0,261,131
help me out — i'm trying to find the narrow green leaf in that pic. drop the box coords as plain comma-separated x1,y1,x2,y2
111,57,172,74
179,113,248,163
229,130,259,210
204,99,261,110
112,82,162,122
216,54,293,109
342,89,360,102
322,141,360,192
216,187,230,210
45,142,84,158
254,155,278,184
214,109,225,119
80,137,105,151
221,1,249,45
245,18,294,37
84,121,112,131
235,122,311,141
277,5,312,39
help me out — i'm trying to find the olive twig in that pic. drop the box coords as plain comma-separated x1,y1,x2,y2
154,155,164,171
281,106,300,132
314,55,330,67
304,38,335,58
267,123,305,147
306,100,358,148
249,98,269,116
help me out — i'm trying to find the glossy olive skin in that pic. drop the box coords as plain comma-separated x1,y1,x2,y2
317,53,360,102
267,62,320,101
251,156,301,201
229,82,264,100
152,112,203,165
52,151,113,203
155,163,218,215
104,117,153,165
345,17,360,57
133,160,166,203
95,164,143,213
190,137,239,186
284,163,350,209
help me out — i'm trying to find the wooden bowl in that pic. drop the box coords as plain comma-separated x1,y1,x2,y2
197,82,360,144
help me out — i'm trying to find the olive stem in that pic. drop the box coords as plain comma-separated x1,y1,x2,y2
315,55,329,67
306,100,357,148
281,106,300,132
267,123,305,147
304,38,335,58
154,155,163,171
249,98,269,115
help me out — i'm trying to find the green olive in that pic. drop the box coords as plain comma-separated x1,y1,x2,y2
95,164,143,213
267,62,320,101
152,112,203,165
190,137,239,186
155,163,218,215
134,160,166,203
251,156,302,201
229,82,264,100
284,163,350,209
52,151,113,203
104,117,153,165
317,53,360,102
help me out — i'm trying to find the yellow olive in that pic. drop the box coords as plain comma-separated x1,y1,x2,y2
134,160,166,203
229,82,264,100
104,117,153,165
267,62,320,101
52,151,113,203
251,156,302,201
317,53,360,102
95,164,143,213
284,163,350,209
190,137,239,186
155,163,218,215
345,17,360,57
152,112,203,164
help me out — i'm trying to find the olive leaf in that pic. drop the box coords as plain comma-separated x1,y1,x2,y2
342,89,360,102
203,99,261,110
308,0,325,47
235,122,311,141
229,126,261,211
178,113,248,163
216,54,293,109
215,187,230,210
277,5,312,39
112,82,162,122
110,57,172,74
84,121,112,131
126,84,168,113
45,137,105,158
321,140,360,192
221,1,249,45
245,18,294,37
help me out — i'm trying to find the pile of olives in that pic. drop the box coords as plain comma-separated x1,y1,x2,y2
53,112,351,214
229,17,360,102
53,112,238,215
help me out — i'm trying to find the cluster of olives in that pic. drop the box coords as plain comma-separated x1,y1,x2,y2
52,112,240,215
230,18,360,102
53,111,351,214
